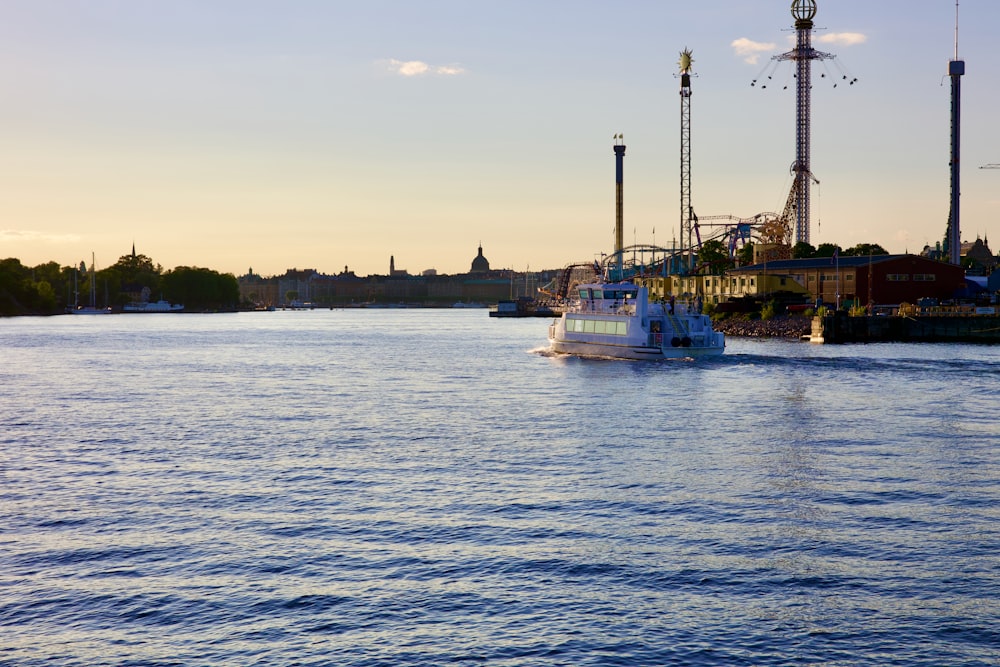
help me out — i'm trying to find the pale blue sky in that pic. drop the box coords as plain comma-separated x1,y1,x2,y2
1,1,997,276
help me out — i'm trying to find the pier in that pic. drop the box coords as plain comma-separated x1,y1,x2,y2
810,310,1000,343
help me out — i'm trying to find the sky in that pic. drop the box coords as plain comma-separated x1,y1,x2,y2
1,0,999,277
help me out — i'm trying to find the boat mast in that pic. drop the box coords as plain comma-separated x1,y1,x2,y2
90,253,97,308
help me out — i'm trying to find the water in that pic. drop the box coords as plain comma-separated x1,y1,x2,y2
1,311,998,666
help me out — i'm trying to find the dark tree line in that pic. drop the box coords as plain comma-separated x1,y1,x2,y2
0,254,240,316
696,241,890,275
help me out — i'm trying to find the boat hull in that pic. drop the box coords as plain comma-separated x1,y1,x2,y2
66,307,113,315
123,300,184,313
549,337,724,360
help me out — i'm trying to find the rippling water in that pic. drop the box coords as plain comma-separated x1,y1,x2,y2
2,311,998,666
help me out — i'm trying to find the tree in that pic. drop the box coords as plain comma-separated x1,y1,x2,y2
843,243,888,257
815,243,842,259
736,242,755,267
0,258,65,315
697,240,732,274
161,266,239,310
792,242,816,259
109,252,163,305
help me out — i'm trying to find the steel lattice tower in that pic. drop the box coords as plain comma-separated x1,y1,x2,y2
679,49,694,271
774,0,834,247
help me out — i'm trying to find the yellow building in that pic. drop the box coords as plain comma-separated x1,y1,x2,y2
637,272,808,305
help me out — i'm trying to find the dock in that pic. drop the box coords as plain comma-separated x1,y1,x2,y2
809,310,1000,343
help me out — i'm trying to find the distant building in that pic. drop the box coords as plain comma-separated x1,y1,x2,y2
389,255,408,277
470,244,490,274
238,268,280,307
961,237,996,274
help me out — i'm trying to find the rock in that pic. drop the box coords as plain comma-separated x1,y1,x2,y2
714,315,810,339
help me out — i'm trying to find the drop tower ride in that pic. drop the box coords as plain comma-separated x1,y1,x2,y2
943,1,964,266
774,0,834,247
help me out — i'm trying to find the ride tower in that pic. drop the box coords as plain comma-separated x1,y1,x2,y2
678,49,695,273
613,134,626,279
774,0,835,247
943,1,964,265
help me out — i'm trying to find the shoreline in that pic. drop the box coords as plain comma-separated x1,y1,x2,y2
714,315,811,339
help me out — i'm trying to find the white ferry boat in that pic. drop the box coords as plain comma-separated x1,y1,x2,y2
548,281,724,359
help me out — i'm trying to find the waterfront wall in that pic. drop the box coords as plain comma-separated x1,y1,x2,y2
815,313,1000,343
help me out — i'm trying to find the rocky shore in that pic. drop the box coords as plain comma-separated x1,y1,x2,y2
713,315,810,339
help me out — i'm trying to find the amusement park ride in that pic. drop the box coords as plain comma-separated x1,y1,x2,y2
549,0,856,294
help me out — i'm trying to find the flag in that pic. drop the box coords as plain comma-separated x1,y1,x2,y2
831,248,839,265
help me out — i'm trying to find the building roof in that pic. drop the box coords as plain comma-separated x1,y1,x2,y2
470,245,490,273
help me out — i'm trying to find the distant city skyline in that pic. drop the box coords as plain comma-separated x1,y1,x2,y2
2,1,998,276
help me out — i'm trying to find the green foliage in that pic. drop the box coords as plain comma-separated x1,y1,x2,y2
106,252,163,305
843,243,888,257
814,243,842,259
760,300,777,320
697,240,732,274
803,308,815,318
736,242,755,266
792,242,816,259
0,258,69,315
161,266,240,310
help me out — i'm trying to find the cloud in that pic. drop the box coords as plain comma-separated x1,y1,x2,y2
0,229,81,244
816,32,868,47
731,38,776,65
382,59,466,77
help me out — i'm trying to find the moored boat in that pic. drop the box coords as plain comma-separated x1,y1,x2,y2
123,299,184,313
547,281,724,359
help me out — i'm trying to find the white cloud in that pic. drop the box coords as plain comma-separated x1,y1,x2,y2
382,59,465,77
816,32,868,47
731,38,776,65
0,229,80,244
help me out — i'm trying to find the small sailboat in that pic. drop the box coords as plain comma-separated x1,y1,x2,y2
67,253,113,315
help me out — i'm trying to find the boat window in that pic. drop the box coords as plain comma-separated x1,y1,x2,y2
578,289,591,300
592,289,604,300
566,317,630,336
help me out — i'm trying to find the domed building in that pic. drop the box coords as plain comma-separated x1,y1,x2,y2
470,244,490,274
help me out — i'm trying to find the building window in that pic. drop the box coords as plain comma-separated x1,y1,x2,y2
887,274,909,282
913,274,936,282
